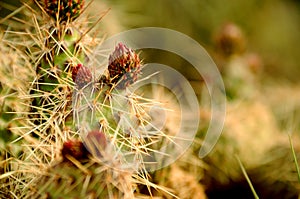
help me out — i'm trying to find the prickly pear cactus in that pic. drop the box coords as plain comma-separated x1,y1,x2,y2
30,1,86,128
35,131,134,199
0,1,177,198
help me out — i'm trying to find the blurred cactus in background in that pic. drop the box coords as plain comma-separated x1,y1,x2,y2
214,22,261,100
99,0,300,198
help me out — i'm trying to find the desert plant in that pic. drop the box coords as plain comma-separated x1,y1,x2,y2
0,1,179,198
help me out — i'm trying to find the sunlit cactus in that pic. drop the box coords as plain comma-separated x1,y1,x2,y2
0,1,178,198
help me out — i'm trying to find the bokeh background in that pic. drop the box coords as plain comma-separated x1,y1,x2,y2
98,0,300,82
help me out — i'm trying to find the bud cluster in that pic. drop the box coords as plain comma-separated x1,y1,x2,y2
71,43,142,90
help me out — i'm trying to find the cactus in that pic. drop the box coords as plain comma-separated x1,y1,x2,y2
34,131,135,198
214,22,261,100
30,1,86,126
0,1,180,198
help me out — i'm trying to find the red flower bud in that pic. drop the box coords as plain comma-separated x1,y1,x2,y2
108,43,141,89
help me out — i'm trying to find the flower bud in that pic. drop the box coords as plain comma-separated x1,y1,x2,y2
108,43,141,89
42,0,84,22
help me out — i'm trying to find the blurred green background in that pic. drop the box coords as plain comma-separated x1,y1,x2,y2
98,0,300,82
1,0,300,81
